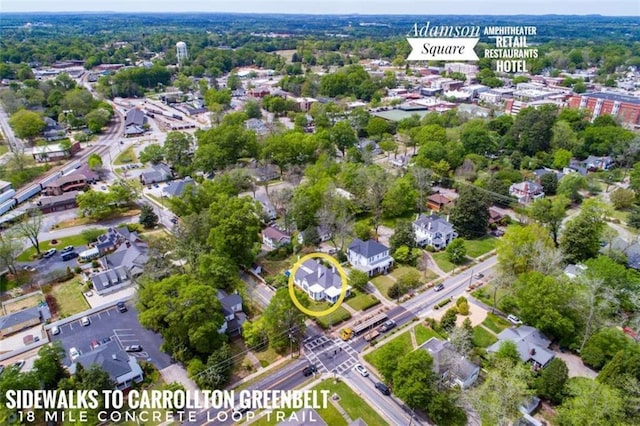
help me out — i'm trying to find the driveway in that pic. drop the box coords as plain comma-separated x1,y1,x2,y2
554,351,597,378
50,303,172,369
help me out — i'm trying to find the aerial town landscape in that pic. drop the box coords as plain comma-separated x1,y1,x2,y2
0,1,639,425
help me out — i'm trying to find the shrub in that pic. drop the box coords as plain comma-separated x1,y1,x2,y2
74,266,82,274
434,298,452,310
91,260,99,268
440,308,458,331
456,296,468,306
457,300,470,315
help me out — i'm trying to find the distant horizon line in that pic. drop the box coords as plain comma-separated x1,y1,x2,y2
1,11,635,17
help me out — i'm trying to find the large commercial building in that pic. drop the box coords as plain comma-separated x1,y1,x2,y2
567,92,640,127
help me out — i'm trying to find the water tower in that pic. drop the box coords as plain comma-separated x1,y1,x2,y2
176,41,188,65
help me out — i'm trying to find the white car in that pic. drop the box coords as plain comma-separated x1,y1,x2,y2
51,326,60,335
69,347,80,361
80,316,90,326
507,314,523,325
42,248,57,258
354,364,369,377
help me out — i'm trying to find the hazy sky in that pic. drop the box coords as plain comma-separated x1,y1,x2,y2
2,0,638,15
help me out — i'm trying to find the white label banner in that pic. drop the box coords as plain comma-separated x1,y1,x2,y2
407,38,480,61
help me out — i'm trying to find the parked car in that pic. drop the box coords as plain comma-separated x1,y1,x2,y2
473,273,484,279
101,337,111,344
51,326,60,335
507,314,523,325
80,316,90,327
61,246,74,254
116,301,127,313
43,248,57,258
302,365,317,377
90,340,101,350
69,347,80,361
375,382,391,396
12,360,25,371
434,283,445,292
125,345,143,352
379,320,396,333
354,364,369,377
62,252,78,261
22,265,36,272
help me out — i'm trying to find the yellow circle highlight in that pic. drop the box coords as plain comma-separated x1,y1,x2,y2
288,252,349,318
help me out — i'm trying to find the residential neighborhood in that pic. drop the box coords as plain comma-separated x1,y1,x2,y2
0,4,639,426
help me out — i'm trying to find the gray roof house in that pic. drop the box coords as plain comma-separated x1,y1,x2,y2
124,109,147,137
356,140,382,155
68,341,143,390
217,290,246,335
412,214,458,250
420,337,480,389
91,266,131,296
163,177,195,197
140,163,173,185
0,305,51,337
297,226,332,245
293,259,351,304
487,326,555,369
604,237,640,270
347,239,394,277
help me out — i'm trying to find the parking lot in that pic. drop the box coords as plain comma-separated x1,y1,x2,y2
50,302,172,369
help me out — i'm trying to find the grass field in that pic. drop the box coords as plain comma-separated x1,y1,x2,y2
0,163,51,189
17,234,92,262
371,275,394,299
364,330,413,372
472,326,498,348
481,313,512,334
114,147,138,165
314,380,389,426
432,252,456,273
463,237,497,258
3,292,43,315
415,324,443,346
345,293,380,311
48,278,90,318
0,144,8,156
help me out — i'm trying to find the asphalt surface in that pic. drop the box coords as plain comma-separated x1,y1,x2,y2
50,303,172,369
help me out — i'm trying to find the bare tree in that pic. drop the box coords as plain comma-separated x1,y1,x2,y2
411,167,432,213
0,230,22,274
270,187,294,232
284,165,304,186
16,209,44,255
576,275,616,352
317,192,355,252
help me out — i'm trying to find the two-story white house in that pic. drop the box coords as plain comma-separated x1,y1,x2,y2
217,290,245,335
293,259,351,304
420,337,480,389
262,226,292,249
412,214,458,250
347,239,394,277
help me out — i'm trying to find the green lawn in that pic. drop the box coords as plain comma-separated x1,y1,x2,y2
0,163,50,189
345,292,380,311
48,278,90,318
252,346,281,367
472,326,498,348
315,380,389,426
481,313,512,334
17,234,94,262
371,275,395,299
390,265,420,280
432,252,456,273
0,144,8,156
415,324,443,346
463,236,497,258
364,330,413,372
472,284,510,310
316,306,351,329
114,146,138,165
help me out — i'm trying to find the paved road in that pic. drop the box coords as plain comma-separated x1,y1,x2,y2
0,103,24,155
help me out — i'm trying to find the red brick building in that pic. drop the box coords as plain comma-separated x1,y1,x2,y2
567,92,640,128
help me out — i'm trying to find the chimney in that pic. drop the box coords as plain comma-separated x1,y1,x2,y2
317,265,322,279
446,214,450,222
428,221,431,231
112,354,118,360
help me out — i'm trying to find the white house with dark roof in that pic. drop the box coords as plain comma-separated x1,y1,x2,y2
293,259,350,303
509,181,544,204
420,337,479,389
217,290,246,335
140,163,173,185
412,213,458,250
68,341,143,390
347,238,394,277
487,326,555,369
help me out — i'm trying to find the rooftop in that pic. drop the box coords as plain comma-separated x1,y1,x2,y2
348,238,389,258
581,91,640,105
